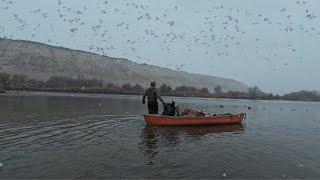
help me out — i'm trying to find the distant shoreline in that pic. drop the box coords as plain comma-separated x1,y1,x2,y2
2,89,319,103
0,88,6,93
1,73,319,102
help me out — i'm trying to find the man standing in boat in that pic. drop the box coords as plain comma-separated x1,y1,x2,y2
142,81,164,114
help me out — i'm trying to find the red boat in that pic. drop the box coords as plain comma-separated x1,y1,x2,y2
144,113,246,126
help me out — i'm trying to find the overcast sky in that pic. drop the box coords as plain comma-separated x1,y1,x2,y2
1,0,320,94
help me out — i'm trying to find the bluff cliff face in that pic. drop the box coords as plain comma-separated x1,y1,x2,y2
0,38,248,92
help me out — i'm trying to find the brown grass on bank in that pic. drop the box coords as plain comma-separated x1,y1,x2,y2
0,88,6,93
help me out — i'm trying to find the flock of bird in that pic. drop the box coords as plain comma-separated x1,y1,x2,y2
0,0,319,71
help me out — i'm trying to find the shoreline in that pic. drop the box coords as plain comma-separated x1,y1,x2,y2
0,88,6,93
2,90,319,103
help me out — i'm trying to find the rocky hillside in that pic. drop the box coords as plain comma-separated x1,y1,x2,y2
0,38,248,92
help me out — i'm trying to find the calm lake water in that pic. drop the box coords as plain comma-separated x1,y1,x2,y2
1,92,320,178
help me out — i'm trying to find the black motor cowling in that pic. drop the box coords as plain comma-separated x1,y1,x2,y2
162,101,176,116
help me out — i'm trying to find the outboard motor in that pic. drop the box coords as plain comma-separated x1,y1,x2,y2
162,101,176,116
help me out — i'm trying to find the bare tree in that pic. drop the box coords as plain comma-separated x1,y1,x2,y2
0,73,10,89
160,84,172,93
248,85,262,99
214,85,222,94
200,87,210,94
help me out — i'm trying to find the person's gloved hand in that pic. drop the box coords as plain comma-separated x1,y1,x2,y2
142,100,146,104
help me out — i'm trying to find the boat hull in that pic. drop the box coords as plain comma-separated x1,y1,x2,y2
144,113,246,126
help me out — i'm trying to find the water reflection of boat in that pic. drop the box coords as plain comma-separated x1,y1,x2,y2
144,124,244,137
139,124,245,165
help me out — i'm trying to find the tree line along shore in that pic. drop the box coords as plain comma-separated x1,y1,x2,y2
0,73,319,102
